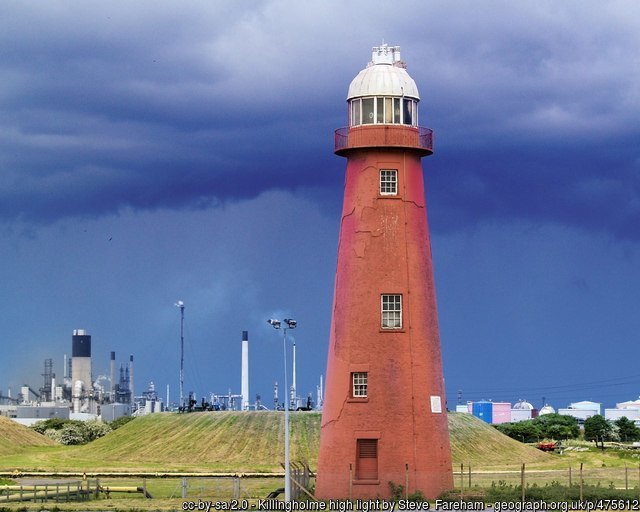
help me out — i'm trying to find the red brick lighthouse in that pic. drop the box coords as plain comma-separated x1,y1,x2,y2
315,44,453,499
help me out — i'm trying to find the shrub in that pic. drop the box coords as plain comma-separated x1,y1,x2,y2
388,481,427,501
43,428,63,443
31,418,68,435
109,415,136,430
58,423,86,445
84,419,112,441
31,418,113,445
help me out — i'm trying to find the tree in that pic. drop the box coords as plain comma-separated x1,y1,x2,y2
584,415,613,449
495,414,580,443
495,420,542,442
535,414,580,440
614,416,640,442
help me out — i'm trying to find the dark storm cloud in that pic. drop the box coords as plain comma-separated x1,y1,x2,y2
414,1,640,239
1,1,639,238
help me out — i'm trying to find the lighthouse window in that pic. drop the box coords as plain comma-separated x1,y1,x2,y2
385,97,393,123
362,98,374,124
351,99,361,126
403,99,413,125
381,294,402,329
380,169,397,195
393,98,401,123
352,372,368,397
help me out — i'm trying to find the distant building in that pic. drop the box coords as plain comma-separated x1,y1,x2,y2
604,408,640,422
465,401,512,424
511,400,536,422
472,401,493,423
492,402,512,424
539,404,556,415
604,396,640,425
14,405,70,426
101,403,131,422
558,400,601,422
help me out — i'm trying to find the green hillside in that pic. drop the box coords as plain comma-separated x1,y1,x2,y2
0,411,549,472
448,412,550,465
80,411,320,472
0,416,56,456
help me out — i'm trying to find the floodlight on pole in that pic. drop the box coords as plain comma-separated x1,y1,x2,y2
268,316,297,502
175,301,185,409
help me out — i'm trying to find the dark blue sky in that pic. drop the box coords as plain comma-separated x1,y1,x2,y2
1,1,639,410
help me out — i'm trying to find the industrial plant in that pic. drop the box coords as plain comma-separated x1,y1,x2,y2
458,398,640,426
0,322,323,425
0,329,138,424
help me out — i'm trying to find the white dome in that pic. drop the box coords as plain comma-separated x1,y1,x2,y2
539,405,556,415
347,44,420,101
513,400,534,410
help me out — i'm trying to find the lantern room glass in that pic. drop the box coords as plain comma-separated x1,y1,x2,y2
349,96,418,127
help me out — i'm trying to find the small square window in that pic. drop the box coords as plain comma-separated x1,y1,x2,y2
381,294,402,329
352,372,368,398
380,169,397,195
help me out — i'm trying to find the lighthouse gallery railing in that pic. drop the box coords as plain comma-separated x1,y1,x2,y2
334,125,433,154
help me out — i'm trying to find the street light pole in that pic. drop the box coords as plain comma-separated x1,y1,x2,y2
268,317,297,502
282,325,291,501
175,301,185,409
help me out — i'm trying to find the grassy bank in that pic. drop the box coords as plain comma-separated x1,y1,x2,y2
0,412,555,473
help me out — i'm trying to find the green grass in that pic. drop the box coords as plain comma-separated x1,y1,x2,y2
449,412,551,467
3,412,640,510
0,411,554,473
0,416,55,457
0,412,320,472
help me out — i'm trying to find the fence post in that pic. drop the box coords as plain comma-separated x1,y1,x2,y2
292,465,296,500
579,463,584,502
182,477,187,499
626,464,629,491
405,464,409,499
569,466,572,487
303,463,310,490
349,463,353,500
521,463,526,502
460,463,464,499
468,465,471,489
233,476,240,499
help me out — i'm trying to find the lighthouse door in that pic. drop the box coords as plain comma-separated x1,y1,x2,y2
356,439,378,480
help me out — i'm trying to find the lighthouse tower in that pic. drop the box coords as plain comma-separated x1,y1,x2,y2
315,45,453,499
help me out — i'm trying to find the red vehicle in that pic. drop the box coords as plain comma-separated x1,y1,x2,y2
536,441,561,452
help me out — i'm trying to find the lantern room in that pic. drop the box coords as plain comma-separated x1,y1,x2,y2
347,44,420,127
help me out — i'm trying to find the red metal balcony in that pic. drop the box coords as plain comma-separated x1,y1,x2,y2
334,125,433,156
